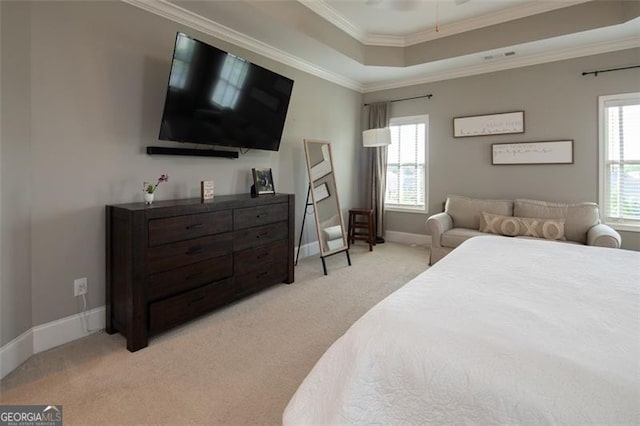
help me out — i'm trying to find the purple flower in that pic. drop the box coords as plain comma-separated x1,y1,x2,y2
144,173,169,193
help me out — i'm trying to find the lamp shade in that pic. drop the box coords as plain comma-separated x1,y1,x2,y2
362,127,391,147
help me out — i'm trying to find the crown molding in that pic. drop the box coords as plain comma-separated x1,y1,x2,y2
404,0,589,46
121,0,364,92
299,0,589,47
362,36,640,93
297,0,366,42
362,33,406,47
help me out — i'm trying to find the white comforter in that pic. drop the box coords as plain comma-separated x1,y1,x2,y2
284,236,640,425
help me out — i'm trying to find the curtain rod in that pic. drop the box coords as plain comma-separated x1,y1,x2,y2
582,65,640,77
363,94,433,107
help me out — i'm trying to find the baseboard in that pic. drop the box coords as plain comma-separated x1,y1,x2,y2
297,234,431,255
0,329,34,380
1,306,105,380
295,241,321,260
385,231,431,247
33,306,106,353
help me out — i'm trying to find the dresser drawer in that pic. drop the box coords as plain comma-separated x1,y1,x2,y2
233,221,288,252
149,278,235,333
148,211,232,247
234,240,288,276
147,233,232,275
235,262,287,298
147,254,233,301
234,203,288,230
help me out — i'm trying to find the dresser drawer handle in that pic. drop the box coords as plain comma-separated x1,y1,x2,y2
256,271,268,278
186,223,204,230
186,247,205,255
186,272,203,280
256,232,269,239
256,253,267,260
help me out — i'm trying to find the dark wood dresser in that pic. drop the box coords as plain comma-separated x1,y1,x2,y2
105,193,294,351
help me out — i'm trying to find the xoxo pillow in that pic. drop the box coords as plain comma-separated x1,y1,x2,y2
479,212,566,241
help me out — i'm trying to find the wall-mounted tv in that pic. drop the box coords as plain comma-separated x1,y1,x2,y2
157,32,294,153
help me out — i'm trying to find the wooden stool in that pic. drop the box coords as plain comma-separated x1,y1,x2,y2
348,208,375,251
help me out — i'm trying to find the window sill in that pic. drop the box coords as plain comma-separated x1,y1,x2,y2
605,222,640,233
385,206,427,214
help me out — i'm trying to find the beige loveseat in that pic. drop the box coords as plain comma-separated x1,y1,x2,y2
426,195,622,265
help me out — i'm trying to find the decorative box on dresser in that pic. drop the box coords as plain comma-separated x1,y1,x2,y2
106,193,294,351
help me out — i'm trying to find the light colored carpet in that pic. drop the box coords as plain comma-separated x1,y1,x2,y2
0,243,429,425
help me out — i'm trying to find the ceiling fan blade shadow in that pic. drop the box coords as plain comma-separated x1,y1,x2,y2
365,0,421,11
388,0,421,11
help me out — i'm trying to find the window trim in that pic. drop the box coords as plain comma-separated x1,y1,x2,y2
385,114,429,214
598,92,640,233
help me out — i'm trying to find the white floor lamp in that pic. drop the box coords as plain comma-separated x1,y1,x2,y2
363,127,391,148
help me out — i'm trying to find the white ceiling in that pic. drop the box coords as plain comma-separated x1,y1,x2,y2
305,0,583,44
126,0,640,92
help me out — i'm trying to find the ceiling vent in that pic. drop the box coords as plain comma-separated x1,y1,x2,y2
482,51,516,61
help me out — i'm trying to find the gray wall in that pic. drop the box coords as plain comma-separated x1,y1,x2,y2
1,1,33,349
363,48,640,251
0,1,361,345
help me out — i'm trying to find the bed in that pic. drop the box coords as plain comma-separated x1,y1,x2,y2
283,236,640,425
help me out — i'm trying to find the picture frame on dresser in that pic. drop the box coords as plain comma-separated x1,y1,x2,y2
201,180,214,201
252,168,275,195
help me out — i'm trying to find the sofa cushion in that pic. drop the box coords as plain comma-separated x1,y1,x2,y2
441,228,487,248
479,212,566,240
514,236,579,245
514,199,599,244
445,195,513,230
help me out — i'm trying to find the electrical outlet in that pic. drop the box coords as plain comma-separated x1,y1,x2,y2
74,277,88,296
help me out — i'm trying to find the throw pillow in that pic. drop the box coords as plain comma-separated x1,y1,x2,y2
513,199,599,244
479,212,566,240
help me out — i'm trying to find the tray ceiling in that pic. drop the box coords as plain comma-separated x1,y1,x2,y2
125,0,640,92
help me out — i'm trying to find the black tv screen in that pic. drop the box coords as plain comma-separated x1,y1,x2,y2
158,33,294,151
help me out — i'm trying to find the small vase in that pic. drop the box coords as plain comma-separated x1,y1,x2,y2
144,192,154,204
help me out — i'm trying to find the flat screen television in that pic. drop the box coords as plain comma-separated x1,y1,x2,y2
158,32,294,152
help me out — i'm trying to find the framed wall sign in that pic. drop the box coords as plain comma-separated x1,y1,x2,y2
453,111,524,137
492,140,573,165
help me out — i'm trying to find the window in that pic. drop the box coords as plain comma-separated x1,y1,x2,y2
385,115,428,212
599,93,640,231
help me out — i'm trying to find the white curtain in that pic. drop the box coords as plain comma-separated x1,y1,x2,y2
365,102,390,240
